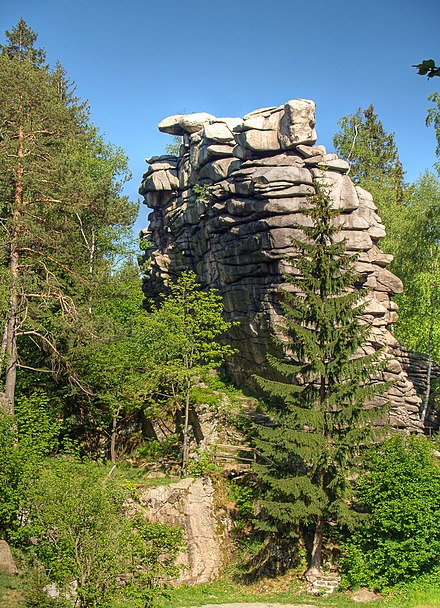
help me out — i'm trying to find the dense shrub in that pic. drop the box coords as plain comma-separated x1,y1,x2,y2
341,434,440,591
20,459,183,607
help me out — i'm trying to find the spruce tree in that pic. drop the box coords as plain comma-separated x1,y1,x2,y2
333,104,405,198
253,181,389,579
333,105,406,257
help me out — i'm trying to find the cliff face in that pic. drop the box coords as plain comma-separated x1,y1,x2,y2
139,477,229,584
140,99,423,433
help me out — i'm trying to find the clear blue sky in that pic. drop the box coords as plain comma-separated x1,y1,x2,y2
2,0,439,234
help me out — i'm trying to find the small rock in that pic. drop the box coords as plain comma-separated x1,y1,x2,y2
352,587,381,602
0,540,18,575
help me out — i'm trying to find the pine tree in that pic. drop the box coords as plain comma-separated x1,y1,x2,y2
333,104,405,197
0,21,136,414
253,182,389,579
0,17,46,67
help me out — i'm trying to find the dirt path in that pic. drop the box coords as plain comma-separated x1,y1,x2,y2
186,604,315,608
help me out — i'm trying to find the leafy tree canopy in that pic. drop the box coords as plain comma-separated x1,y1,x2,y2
342,434,440,591
414,59,440,79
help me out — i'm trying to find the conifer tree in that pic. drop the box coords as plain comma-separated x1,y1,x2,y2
253,182,389,579
0,21,136,414
0,17,46,67
333,104,405,198
333,105,405,256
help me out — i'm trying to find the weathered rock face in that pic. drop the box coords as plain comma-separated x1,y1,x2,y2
140,99,423,433
139,477,229,584
0,540,18,575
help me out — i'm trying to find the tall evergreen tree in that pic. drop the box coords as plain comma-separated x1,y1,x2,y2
0,17,46,67
333,104,405,196
0,21,136,414
253,182,389,579
333,105,405,255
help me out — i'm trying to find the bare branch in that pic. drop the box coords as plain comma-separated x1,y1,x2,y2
17,363,52,373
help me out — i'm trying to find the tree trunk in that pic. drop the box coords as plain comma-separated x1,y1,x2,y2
0,322,8,378
110,414,117,464
306,516,324,581
2,294,19,415
182,388,191,473
1,124,24,415
420,296,434,424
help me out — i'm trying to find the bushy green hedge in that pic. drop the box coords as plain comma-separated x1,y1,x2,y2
342,434,440,591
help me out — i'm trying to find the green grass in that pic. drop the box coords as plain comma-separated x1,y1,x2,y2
0,573,25,608
2,570,440,608
156,574,440,608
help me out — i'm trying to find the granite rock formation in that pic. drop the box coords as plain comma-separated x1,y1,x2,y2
139,99,423,433
138,477,230,584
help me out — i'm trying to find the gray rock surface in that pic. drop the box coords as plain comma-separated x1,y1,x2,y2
0,540,18,575
139,478,229,584
139,100,424,433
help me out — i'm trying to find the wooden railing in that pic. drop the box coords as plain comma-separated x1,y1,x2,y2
211,444,273,469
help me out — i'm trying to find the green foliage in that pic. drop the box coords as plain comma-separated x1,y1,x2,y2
152,271,236,368
187,451,219,477
18,459,184,608
341,434,440,591
334,104,439,419
165,135,183,156
229,481,255,518
333,104,405,256
427,91,440,163
253,182,389,572
333,104,405,195
0,18,46,67
14,391,61,459
414,59,440,79
392,171,440,363
145,271,236,469
68,262,158,459
135,436,180,461
193,183,211,202
0,391,60,540
0,19,137,416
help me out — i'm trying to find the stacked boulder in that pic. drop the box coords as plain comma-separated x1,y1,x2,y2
140,99,423,433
